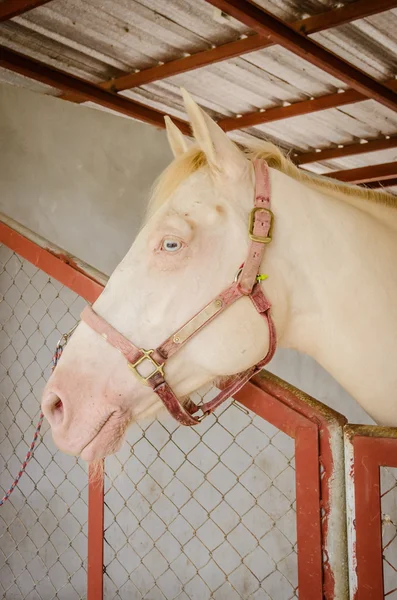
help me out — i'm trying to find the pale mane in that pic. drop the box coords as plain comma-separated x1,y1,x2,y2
148,141,396,216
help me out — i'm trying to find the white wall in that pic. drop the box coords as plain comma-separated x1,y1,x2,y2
0,83,372,425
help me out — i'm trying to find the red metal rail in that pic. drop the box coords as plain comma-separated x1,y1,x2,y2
62,0,397,104
0,47,190,134
236,372,348,599
345,426,397,600
0,220,105,600
0,0,53,21
206,0,397,113
330,161,397,184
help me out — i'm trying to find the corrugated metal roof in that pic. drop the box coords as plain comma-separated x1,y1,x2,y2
0,0,396,190
251,100,397,151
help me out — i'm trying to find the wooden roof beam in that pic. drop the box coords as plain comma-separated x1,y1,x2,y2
328,161,397,184
295,134,397,165
62,0,397,104
206,0,397,113
0,0,53,22
0,47,190,134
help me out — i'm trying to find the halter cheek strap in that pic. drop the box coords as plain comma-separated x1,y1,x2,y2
80,159,277,426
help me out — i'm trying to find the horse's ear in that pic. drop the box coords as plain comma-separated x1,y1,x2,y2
165,116,190,158
181,88,248,177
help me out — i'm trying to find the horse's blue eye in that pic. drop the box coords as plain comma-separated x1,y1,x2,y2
162,239,182,252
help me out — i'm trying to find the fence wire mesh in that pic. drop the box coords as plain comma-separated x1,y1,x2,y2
0,244,299,599
0,245,88,600
381,466,397,597
104,392,298,600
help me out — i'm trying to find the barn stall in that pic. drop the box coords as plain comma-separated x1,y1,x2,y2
1,1,397,599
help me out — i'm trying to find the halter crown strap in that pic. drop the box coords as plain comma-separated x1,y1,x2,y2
239,159,273,294
79,160,276,426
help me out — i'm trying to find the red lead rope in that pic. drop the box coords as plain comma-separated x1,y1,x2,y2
0,338,67,506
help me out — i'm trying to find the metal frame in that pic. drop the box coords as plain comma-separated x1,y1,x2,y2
1,219,351,599
0,220,106,600
3,220,397,598
0,47,191,135
344,425,397,600
330,161,397,185
60,0,395,105
235,371,349,599
0,0,53,21
295,135,397,166
205,0,397,113
1,0,397,180
5,45,395,182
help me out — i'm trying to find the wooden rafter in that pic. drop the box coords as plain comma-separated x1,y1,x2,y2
295,135,397,165
329,161,397,184
0,0,53,22
205,0,397,113
0,47,190,134
62,0,397,104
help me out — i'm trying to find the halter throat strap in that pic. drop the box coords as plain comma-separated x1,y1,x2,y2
80,160,276,426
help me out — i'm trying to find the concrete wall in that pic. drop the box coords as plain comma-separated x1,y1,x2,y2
0,83,173,275
0,83,372,425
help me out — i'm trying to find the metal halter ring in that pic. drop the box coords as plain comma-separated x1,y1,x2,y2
234,267,243,283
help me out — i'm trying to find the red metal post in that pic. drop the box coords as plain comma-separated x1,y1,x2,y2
354,438,383,600
0,221,106,600
88,462,105,600
295,425,323,598
235,373,348,599
346,427,397,600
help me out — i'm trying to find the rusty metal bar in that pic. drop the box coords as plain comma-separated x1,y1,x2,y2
295,425,323,599
0,220,104,300
353,438,383,600
236,372,348,599
329,160,397,184
0,0,53,21
295,135,397,165
0,220,106,599
363,177,397,189
88,463,105,600
63,0,397,105
0,46,190,134
220,88,363,131
345,426,397,599
294,0,397,34
219,79,397,132
206,0,397,114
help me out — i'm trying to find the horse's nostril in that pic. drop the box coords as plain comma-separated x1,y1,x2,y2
42,392,65,427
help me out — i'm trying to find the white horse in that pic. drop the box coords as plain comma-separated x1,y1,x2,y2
42,90,397,461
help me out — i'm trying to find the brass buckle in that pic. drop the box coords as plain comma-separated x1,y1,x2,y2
248,207,274,243
128,349,165,386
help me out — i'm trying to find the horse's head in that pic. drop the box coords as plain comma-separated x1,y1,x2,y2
42,91,275,460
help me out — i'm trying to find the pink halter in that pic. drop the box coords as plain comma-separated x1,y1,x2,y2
80,160,277,426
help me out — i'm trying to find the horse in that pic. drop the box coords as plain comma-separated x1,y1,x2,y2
41,89,397,461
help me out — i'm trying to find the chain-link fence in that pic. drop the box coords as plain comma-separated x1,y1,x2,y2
103,391,298,600
381,467,397,597
5,239,367,600
0,245,88,599
1,244,298,600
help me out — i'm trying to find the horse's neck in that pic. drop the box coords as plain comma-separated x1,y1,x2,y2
265,169,397,424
